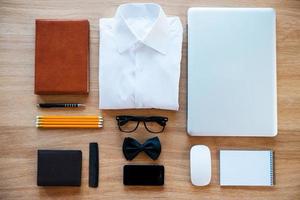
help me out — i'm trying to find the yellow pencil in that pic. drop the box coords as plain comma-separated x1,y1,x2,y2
36,124,103,128
37,116,102,119
36,121,103,125
37,119,103,122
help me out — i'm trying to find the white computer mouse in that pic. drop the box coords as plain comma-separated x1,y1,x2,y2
190,145,211,186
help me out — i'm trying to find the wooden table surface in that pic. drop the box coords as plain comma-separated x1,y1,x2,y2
0,0,300,199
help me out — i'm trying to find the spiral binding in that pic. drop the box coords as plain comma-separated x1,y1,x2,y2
270,151,274,186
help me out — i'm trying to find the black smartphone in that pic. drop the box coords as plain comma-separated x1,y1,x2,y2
123,165,164,186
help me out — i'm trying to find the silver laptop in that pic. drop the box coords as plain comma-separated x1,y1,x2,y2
187,8,277,137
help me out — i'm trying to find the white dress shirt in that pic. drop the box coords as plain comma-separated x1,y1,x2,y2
99,3,183,110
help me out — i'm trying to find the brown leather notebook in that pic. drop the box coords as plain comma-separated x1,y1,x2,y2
35,19,89,94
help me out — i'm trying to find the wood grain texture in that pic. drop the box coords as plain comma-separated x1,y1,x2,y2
0,0,299,199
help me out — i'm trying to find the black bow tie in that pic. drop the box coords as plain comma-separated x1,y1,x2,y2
122,137,161,160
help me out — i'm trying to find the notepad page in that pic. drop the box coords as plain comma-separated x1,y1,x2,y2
220,150,273,186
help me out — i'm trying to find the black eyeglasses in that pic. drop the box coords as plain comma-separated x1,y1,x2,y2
116,115,168,133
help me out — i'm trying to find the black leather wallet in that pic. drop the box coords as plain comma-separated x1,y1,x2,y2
123,165,164,186
37,150,82,186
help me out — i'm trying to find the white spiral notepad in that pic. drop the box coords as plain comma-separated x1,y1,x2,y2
220,150,274,186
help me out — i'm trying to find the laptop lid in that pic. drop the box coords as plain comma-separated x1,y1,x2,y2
187,8,277,136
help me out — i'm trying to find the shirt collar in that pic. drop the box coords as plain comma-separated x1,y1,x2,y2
113,3,169,54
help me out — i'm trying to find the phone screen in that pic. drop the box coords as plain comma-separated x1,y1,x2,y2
123,165,164,186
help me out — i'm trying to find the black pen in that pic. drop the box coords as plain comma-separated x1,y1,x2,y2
37,103,85,108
